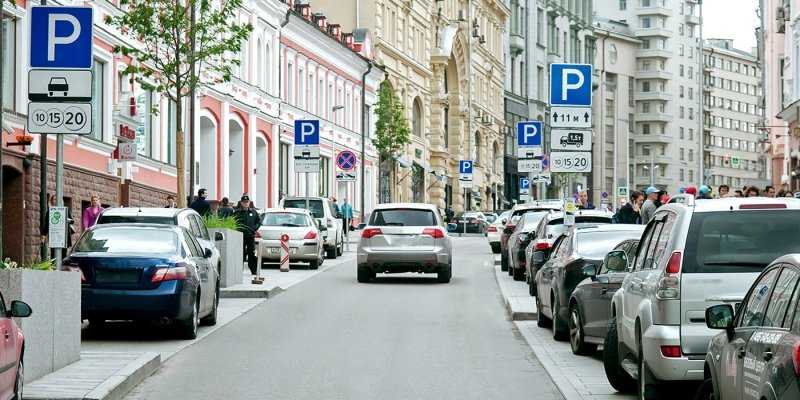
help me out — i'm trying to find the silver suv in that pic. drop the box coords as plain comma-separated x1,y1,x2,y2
603,195,800,400
280,197,344,259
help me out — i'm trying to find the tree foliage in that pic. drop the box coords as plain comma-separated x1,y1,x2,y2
372,80,411,158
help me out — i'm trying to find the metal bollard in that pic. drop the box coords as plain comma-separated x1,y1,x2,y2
251,238,265,284
279,233,290,272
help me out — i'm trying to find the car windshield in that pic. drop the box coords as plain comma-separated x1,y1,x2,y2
576,230,643,260
283,199,324,218
96,215,175,225
486,214,497,223
262,212,309,227
370,209,436,227
683,210,800,273
74,228,178,254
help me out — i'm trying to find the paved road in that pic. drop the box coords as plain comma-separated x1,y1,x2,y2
125,237,563,400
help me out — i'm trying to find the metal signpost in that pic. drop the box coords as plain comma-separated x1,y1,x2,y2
549,63,593,198
458,160,473,235
335,150,357,251
293,120,320,212
28,5,94,270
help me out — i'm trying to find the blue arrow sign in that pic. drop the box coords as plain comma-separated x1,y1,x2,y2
550,63,593,107
30,6,94,69
517,121,543,147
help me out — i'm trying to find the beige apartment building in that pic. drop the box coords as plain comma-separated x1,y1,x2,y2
312,0,508,212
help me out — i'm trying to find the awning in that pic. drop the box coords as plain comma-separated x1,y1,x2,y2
392,154,412,169
777,98,800,122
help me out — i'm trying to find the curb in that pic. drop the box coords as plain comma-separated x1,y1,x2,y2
220,286,283,299
83,353,161,400
492,262,538,321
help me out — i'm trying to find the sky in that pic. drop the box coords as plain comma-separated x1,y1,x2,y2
702,0,760,52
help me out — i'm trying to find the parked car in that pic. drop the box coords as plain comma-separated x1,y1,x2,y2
506,211,551,281
257,208,325,269
525,209,614,297
534,224,644,342
96,208,222,278
603,196,800,400
280,197,343,259
485,212,499,223
568,239,640,355
487,210,512,254
451,212,489,234
69,224,220,339
699,254,800,400
357,203,452,283
500,201,563,272
0,291,31,400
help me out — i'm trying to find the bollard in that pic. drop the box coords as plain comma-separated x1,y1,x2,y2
279,233,290,272
251,238,265,284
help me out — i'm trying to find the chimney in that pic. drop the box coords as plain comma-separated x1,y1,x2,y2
295,3,311,21
313,13,328,31
328,24,342,41
342,32,354,48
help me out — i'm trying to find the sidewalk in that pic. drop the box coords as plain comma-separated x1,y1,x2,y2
24,250,355,400
492,258,634,400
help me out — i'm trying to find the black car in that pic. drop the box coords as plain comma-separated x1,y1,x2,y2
698,255,800,400
450,212,489,234
568,239,639,355
506,211,550,281
534,224,644,341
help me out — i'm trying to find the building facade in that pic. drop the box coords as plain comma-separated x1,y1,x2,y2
772,0,800,191
702,39,768,190
762,0,792,188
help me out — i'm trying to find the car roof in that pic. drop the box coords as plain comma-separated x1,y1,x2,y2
89,223,183,232
373,202,439,212
263,207,311,214
574,224,645,233
544,209,614,219
771,254,800,268
664,196,800,213
282,196,327,202
512,201,562,211
99,207,190,217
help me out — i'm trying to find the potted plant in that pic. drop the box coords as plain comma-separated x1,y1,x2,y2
204,215,244,288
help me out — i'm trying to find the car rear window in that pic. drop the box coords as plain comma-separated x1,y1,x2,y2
683,210,800,273
522,212,548,230
96,215,175,225
577,231,643,260
262,213,309,227
283,199,324,218
370,209,436,227
545,217,612,238
74,228,178,254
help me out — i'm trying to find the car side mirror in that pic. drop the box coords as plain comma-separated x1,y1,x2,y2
447,223,458,232
204,248,213,258
706,303,734,328
519,233,529,242
582,264,599,280
9,301,32,318
214,232,224,241
604,251,628,272
533,251,546,264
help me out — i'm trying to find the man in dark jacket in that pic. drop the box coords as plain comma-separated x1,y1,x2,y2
234,195,261,275
217,197,235,219
189,188,211,216
615,190,643,224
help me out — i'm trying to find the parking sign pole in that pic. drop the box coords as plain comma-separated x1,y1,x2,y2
55,134,64,270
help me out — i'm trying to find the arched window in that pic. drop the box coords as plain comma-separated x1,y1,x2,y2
412,97,422,137
264,44,271,92
256,38,264,89
474,131,481,164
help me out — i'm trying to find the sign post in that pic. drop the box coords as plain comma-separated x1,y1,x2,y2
293,120,320,212
459,160,473,235
517,121,543,202
29,5,94,270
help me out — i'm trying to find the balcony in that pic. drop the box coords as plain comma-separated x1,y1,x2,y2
635,91,673,101
636,113,674,123
637,48,671,59
685,14,700,25
636,6,672,17
634,27,672,38
635,155,673,165
632,133,673,144
510,34,524,53
637,70,673,80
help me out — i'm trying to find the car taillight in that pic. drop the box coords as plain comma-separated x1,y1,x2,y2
468,218,477,224
488,226,497,233
660,345,681,358
304,230,317,240
151,264,188,283
535,241,550,250
422,228,445,239
657,251,682,300
793,342,800,376
361,228,382,239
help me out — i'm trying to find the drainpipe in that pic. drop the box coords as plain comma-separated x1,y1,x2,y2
360,61,373,222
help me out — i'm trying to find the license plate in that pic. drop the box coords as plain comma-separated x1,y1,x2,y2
268,247,297,254
95,269,140,284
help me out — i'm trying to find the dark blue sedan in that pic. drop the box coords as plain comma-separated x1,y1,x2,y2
65,224,219,339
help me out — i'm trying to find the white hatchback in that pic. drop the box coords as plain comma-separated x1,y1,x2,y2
487,210,511,253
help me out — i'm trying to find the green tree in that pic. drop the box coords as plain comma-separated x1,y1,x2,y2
372,80,411,158
107,0,252,207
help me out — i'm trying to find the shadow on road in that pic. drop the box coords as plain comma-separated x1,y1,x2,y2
364,276,446,285
81,320,184,341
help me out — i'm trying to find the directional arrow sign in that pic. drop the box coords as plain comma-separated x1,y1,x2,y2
551,106,592,128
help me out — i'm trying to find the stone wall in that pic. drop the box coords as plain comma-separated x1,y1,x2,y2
121,180,174,208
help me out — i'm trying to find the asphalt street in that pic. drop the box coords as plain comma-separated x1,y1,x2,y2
124,237,564,400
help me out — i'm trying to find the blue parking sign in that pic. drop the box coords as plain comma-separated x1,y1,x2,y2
459,160,473,174
517,121,542,147
30,6,94,69
294,120,320,145
520,177,530,190
549,63,593,107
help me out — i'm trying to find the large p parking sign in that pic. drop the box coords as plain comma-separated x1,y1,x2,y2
549,64,593,107
30,7,94,69
294,120,320,145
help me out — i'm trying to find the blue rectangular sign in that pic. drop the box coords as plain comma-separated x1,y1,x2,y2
549,63,593,107
30,6,94,69
517,121,543,147
459,160,473,174
294,120,320,145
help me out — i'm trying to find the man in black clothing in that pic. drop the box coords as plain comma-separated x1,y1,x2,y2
615,191,643,224
217,197,235,218
189,188,212,216
234,195,261,275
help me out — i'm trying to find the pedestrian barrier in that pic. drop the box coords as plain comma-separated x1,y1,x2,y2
279,233,290,272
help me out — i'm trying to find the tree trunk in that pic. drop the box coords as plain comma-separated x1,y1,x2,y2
176,95,186,208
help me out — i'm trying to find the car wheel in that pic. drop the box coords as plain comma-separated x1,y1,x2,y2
603,318,636,393
336,234,343,256
500,252,509,272
178,295,200,339
552,295,568,341
569,304,597,355
326,245,336,259
309,258,320,270
528,275,537,297
490,243,500,254
536,296,550,328
437,264,452,283
692,378,715,400
357,266,374,283
512,266,525,281
11,358,22,400
507,257,514,276
638,335,661,400
200,283,219,326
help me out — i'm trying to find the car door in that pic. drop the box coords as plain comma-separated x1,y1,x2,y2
622,218,664,345
740,266,800,400
190,215,219,272
538,235,569,317
185,231,211,314
582,242,628,338
718,267,782,400
0,293,12,396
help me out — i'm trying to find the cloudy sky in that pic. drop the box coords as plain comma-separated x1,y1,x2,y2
702,0,760,52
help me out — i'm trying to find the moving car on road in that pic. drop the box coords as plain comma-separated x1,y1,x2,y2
534,225,643,342
500,201,562,272
357,203,452,283
487,210,511,254
451,212,489,234
699,255,800,400
69,224,220,339
506,211,550,281
603,196,800,400
257,208,325,269
280,197,344,259
568,239,639,355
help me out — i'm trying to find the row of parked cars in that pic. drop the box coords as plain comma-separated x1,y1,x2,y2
490,196,800,400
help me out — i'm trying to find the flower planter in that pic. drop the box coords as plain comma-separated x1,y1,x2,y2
209,228,244,288
0,269,81,382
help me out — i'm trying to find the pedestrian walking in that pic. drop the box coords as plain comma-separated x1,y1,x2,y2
577,190,595,210
614,190,643,224
234,195,261,276
217,197,235,219
765,185,777,198
697,185,712,200
82,195,103,231
658,190,670,205
746,186,760,197
164,195,177,208
340,198,353,235
189,188,212,216
718,184,731,198
640,187,660,225
330,196,341,218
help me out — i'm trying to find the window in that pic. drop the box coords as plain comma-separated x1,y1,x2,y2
642,81,651,92
642,102,650,113
680,169,685,181
412,98,422,137
680,148,685,161
680,127,685,139
298,67,305,108
689,149,694,162
136,89,153,157
91,59,106,141
628,113,635,132
2,18,14,110
740,268,780,327
287,62,294,104
628,77,635,106
679,23,684,35
642,123,650,134
689,129,694,140
279,143,289,197
641,17,651,28
679,85,684,98
319,156,330,196
167,99,178,165
620,0,627,9
634,219,664,271
679,106,685,119
689,87,694,100
679,64,684,77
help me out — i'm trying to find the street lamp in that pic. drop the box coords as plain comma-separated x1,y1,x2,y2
641,145,659,187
